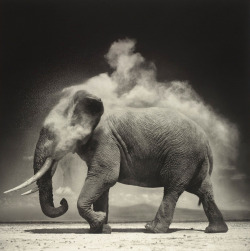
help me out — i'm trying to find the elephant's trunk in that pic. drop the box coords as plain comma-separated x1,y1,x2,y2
34,129,68,218
37,170,68,218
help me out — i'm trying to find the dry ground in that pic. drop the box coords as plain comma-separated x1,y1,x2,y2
0,222,249,251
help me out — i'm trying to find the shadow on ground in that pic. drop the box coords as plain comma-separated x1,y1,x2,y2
25,228,203,234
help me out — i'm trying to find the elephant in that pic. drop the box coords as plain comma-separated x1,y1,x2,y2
4,89,228,234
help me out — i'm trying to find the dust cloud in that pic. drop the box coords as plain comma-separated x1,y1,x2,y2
48,39,241,209
62,38,239,171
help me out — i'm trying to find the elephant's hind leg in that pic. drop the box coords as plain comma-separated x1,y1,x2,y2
192,177,228,233
145,188,184,233
145,158,196,233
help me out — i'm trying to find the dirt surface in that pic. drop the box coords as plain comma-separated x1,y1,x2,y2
0,222,249,251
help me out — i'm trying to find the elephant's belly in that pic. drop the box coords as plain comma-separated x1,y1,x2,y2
118,166,164,187
118,146,164,187
118,177,163,188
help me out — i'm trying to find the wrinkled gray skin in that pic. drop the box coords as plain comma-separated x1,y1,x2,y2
34,90,228,233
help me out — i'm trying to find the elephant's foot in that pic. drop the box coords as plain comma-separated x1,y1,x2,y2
145,221,155,232
103,224,112,234
89,212,112,234
89,212,106,229
145,220,169,233
205,222,228,233
89,224,112,234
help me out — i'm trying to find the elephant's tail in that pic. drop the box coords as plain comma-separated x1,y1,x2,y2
198,199,202,206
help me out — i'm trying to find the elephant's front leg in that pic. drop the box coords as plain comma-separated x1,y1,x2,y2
77,175,117,233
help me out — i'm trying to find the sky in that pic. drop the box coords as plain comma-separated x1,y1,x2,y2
0,0,249,221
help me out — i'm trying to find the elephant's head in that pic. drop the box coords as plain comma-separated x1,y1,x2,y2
4,90,104,218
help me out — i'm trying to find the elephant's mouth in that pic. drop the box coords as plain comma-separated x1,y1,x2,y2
4,157,56,195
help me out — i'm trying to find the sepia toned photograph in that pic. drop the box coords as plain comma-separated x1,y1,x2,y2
0,0,249,250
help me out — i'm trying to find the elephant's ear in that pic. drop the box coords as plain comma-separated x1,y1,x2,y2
71,90,104,130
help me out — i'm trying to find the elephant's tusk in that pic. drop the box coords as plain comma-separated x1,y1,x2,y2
21,186,39,196
4,158,53,194
51,161,58,176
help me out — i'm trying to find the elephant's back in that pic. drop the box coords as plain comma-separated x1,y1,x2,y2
107,107,206,139
108,107,208,158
